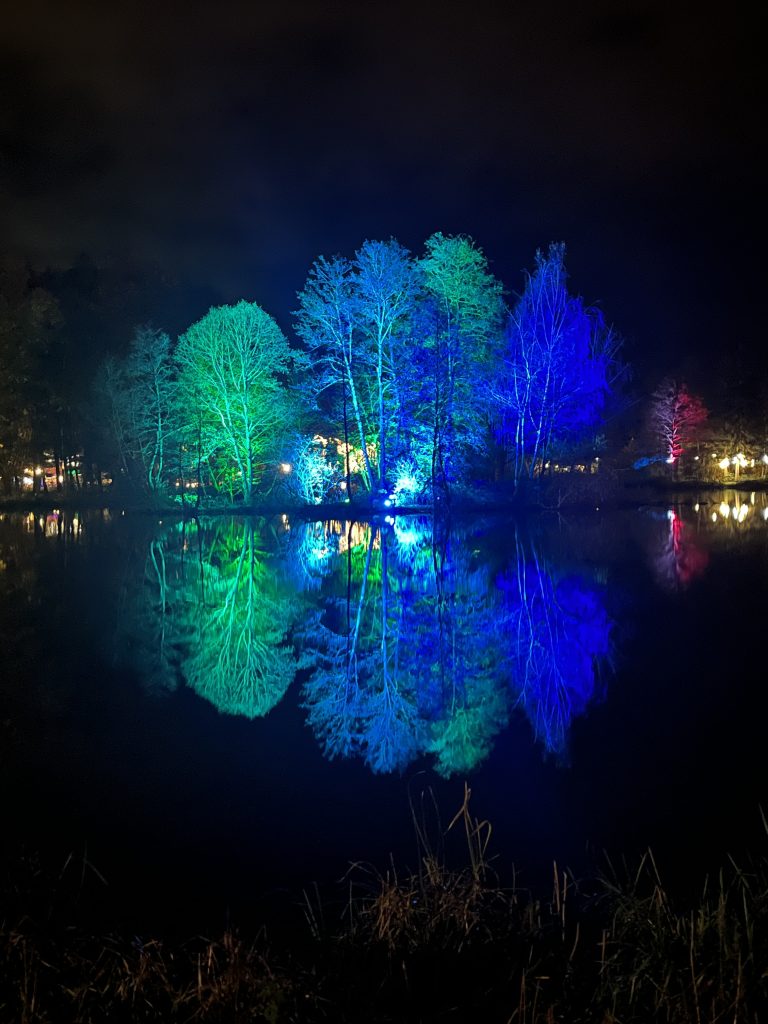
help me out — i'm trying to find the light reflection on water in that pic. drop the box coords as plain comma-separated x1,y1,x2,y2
109,515,620,773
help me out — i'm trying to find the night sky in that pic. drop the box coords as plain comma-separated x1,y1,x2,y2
1,2,762,389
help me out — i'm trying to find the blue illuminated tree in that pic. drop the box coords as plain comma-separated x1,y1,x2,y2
493,243,624,483
353,238,418,488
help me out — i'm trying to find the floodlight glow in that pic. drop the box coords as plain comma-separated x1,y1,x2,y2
394,474,418,493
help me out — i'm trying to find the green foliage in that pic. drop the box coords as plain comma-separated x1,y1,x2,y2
176,301,298,502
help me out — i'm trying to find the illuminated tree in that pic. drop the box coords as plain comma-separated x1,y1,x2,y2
295,256,375,490
649,378,708,465
353,239,417,487
417,233,504,494
494,243,623,483
182,521,297,718
176,301,297,502
101,326,177,494
284,434,339,505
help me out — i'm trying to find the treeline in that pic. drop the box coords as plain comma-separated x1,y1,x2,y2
10,237,768,506
86,235,625,504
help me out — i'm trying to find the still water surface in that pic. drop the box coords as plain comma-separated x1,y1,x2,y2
1,497,766,929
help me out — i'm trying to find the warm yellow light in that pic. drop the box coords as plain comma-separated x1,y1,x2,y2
719,458,730,470
711,512,718,522
719,502,730,517
694,503,700,512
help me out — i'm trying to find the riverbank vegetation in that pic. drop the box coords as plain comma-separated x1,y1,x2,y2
1,791,765,1023
4,238,766,512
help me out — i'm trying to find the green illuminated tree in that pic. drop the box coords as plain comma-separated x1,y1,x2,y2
176,301,297,502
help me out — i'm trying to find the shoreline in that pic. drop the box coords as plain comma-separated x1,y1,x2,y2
2,477,768,520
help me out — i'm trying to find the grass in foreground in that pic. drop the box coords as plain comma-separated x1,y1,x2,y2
1,788,766,1022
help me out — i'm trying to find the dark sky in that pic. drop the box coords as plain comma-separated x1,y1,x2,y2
0,2,762,387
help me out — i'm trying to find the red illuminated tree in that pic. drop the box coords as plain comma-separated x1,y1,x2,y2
650,379,708,464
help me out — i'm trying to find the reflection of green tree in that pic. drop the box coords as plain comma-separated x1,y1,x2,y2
414,528,508,778
426,682,508,777
183,521,297,718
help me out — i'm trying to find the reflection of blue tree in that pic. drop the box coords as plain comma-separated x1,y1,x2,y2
299,519,508,776
499,539,612,757
182,521,298,718
301,526,424,773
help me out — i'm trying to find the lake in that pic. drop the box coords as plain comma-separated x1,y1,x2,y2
1,495,766,933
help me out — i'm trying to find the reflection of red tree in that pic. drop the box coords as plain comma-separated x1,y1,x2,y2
655,511,709,589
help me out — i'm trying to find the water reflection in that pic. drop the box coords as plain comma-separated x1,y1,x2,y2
6,500,768,780
112,516,617,774
651,510,709,591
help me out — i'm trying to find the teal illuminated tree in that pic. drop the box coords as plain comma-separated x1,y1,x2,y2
176,301,298,502
417,233,505,494
295,256,375,490
99,326,177,494
354,238,417,488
